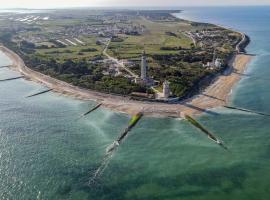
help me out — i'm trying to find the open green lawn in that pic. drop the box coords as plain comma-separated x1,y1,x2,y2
163,33,193,47
134,17,191,33
107,18,193,59
35,41,103,62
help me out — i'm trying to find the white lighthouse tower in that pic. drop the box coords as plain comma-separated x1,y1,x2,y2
163,80,170,99
141,50,147,81
211,48,216,67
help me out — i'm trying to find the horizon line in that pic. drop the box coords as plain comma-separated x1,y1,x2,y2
1,4,270,10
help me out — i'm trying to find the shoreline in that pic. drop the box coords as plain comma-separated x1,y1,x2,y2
0,44,253,118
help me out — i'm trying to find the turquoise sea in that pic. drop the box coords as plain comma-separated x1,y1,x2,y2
1,6,270,200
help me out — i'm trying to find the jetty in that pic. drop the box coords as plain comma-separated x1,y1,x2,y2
0,76,24,82
106,112,143,154
26,89,53,98
224,106,270,117
89,112,143,184
82,103,102,116
232,71,270,82
0,65,11,69
184,114,228,150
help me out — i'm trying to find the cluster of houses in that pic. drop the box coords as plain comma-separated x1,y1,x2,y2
63,23,144,38
18,34,48,44
204,58,223,69
185,30,229,69
188,30,222,40
185,29,237,49
101,59,123,77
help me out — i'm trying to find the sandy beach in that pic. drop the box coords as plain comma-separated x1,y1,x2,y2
0,45,253,118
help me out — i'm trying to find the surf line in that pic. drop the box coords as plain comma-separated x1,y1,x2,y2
184,114,228,151
26,89,53,98
0,76,24,82
224,106,270,117
89,112,143,185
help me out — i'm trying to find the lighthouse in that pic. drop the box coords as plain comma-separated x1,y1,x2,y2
163,80,170,99
141,50,147,81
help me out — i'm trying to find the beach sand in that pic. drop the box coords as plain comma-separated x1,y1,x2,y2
0,45,253,118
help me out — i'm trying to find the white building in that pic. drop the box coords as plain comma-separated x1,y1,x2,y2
141,50,147,81
204,58,222,68
136,50,155,86
214,58,222,68
163,80,170,99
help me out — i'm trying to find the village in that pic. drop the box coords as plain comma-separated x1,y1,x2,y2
184,28,240,49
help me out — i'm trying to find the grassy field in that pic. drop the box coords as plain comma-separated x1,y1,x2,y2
35,36,104,62
107,18,194,60
22,16,198,62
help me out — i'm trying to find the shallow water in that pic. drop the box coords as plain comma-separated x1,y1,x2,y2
1,6,270,200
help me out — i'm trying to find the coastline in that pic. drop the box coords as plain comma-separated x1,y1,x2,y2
0,44,253,118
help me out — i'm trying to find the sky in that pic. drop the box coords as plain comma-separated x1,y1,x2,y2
1,0,270,9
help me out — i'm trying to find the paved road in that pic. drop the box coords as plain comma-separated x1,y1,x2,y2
236,32,246,53
103,39,139,78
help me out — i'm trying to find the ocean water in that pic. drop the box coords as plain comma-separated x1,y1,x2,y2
1,6,270,200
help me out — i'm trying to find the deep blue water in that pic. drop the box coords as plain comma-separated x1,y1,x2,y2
1,6,270,200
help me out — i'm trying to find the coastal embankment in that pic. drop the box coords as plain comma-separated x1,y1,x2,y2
0,38,252,118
